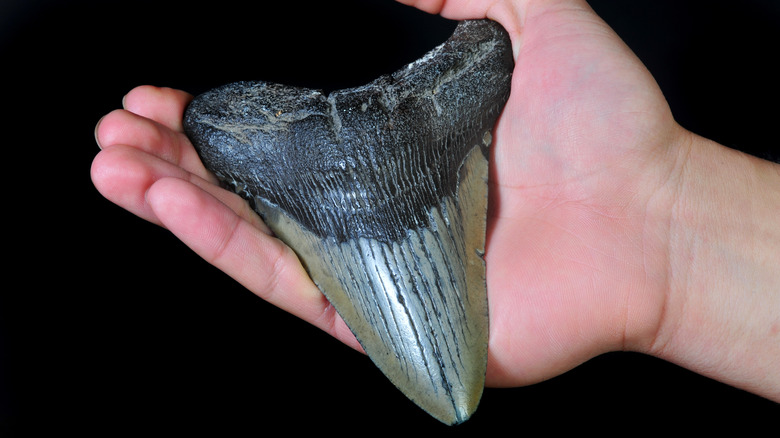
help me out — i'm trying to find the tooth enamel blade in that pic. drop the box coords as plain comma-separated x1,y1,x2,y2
183,19,514,424
256,144,489,424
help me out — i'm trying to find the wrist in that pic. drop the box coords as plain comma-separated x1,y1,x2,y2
648,130,780,400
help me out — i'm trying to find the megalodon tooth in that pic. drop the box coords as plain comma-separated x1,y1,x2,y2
183,19,513,424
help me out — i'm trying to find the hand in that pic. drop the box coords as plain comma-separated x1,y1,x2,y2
92,86,364,350
399,0,684,385
92,0,780,400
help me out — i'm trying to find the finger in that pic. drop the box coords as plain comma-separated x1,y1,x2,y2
395,0,448,15
146,176,362,350
398,0,503,18
397,0,523,59
91,145,268,233
396,0,519,21
122,85,193,132
95,108,216,183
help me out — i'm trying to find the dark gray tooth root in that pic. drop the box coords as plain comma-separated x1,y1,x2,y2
183,19,513,425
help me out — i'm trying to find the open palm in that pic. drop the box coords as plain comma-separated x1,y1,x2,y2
469,0,685,386
93,0,684,389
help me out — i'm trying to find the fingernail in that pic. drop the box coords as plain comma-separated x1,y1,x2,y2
94,115,105,150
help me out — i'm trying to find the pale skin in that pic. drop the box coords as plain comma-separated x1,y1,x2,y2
92,0,780,402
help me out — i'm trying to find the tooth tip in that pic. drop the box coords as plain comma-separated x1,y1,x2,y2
453,405,475,425
425,392,481,425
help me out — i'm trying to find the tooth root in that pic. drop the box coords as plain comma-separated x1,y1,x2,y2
183,19,513,424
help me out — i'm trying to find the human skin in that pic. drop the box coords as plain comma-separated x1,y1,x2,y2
92,0,780,402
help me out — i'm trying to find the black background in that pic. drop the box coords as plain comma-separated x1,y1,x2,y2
2,0,778,434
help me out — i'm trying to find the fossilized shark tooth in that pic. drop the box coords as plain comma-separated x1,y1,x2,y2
183,19,513,424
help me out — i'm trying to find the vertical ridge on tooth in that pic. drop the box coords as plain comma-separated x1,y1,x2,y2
183,19,513,425
247,144,491,425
